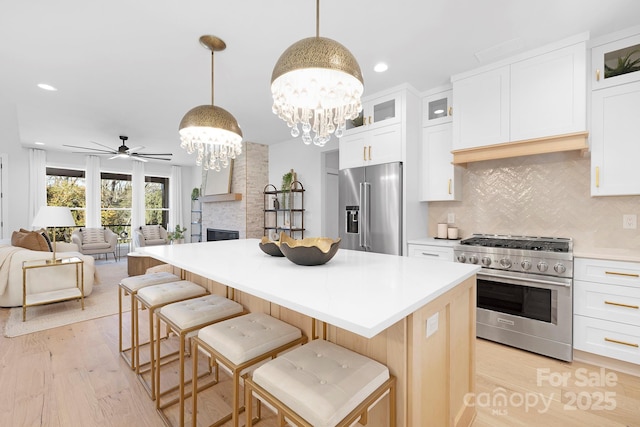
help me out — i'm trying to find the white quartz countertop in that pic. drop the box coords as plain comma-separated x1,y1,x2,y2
408,237,461,247
138,239,480,339
573,247,640,263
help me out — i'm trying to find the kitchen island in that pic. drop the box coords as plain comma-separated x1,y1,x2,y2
139,239,480,426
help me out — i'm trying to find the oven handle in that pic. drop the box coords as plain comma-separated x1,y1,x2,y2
478,271,571,288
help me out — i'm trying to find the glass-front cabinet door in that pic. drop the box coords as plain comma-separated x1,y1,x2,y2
345,92,401,132
422,89,452,127
592,30,640,90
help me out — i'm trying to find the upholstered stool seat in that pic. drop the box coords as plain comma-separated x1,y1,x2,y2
245,339,397,427
119,271,180,369
155,295,245,427
192,312,307,427
135,280,208,399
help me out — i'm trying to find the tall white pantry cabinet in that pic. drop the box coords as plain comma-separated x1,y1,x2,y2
590,25,640,196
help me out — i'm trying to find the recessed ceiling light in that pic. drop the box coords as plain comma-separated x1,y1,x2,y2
374,63,388,73
37,83,57,91
34,141,45,145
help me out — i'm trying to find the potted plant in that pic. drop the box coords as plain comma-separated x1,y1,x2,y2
191,187,200,201
281,170,294,209
168,224,187,244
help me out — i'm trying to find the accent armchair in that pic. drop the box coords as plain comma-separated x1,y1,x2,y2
133,225,169,247
71,227,118,260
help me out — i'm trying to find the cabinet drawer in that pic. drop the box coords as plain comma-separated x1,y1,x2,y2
574,280,640,326
408,245,453,262
574,257,640,287
574,315,640,364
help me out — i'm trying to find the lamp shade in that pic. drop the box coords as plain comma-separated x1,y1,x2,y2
32,206,76,228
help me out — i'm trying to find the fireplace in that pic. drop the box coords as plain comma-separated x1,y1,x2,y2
207,228,240,241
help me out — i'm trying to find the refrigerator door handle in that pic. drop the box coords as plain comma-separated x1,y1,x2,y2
363,182,371,250
358,182,365,248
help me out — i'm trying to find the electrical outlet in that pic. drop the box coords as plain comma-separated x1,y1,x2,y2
623,214,637,229
447,213,455,224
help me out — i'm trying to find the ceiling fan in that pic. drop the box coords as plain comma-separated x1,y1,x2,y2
63,135,173,162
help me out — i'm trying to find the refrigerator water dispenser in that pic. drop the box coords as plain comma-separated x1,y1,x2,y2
345,206,359,234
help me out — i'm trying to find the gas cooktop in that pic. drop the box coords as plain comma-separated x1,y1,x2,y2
459,234,572,253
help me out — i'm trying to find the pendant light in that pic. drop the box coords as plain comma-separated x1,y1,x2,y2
271,0,364,146
179,35,242,172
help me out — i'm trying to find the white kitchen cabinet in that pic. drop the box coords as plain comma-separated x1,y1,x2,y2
419,123,461,201
339,123,402,170
573,257,640,364
408,242,454,262
592,25,640,90
344,91,402,133
422,88,452,127
510,42,586,141
452,65,509,150
590,80,640,196
452,34,587,151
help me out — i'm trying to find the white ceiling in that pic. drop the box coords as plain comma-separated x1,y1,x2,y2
2,0,639,166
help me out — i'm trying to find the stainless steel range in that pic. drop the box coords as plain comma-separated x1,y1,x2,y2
454,234,573,361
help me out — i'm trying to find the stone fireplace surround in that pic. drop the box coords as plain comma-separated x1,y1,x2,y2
200,142,268,240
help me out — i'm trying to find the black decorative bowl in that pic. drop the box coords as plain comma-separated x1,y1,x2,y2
279,232,341,266
259,236,284,257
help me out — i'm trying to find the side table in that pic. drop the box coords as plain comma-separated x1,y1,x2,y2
22,256,84,322
127,252,166,276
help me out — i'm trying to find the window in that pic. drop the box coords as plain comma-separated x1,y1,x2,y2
46,167,86,226
145,176,169,227
101,172,132,237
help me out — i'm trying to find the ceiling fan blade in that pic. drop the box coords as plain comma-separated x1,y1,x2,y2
132,152,173,157
90,140,118,151
127,146,144,153
134,155,171,161
130,156,148,162
63,144,115,154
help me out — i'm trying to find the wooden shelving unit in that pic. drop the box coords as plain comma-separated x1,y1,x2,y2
263,181,305,239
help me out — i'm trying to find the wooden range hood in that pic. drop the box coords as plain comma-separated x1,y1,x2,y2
451,131,589,166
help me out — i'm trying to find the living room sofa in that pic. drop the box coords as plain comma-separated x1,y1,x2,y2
0,241,95,307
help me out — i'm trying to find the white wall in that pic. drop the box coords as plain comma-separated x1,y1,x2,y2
269,137,339,238
0,102,29,239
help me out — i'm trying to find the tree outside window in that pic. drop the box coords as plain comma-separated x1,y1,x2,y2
46,168,85,240
101,172,132,237
145,176,169,227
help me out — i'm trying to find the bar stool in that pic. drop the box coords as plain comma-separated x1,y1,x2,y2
191,312,307,427
155,294,245,427
135,280,208,399
119,271,180,369
244,339,396,427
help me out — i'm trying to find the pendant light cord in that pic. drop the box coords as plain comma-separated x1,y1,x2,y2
316,0,320,38
210,51,215,105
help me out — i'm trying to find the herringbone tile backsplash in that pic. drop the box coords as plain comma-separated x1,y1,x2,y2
428,152,640,251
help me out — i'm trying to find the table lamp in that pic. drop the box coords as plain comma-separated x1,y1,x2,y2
32,206,76,263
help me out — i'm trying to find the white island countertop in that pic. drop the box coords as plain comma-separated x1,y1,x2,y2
139,239,480,338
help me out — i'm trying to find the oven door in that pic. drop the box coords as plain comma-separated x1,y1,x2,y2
476,270,572,345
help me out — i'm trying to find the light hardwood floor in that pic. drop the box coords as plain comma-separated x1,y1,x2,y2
1,305,639,426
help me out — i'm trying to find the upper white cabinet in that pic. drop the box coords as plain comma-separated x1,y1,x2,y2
339,86,417,170
339,123,402,170
592,25,640,90
591,79,640,196
452,34,587,152
510,42,586,141
451,66,509,150
344,91,402,134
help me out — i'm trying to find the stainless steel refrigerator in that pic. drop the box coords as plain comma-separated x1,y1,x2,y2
338,162,402,255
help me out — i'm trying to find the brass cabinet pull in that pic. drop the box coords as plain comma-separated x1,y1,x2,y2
596,69,601,81
605,300,639,309
448,179,452,195
448,106,453,116
368,145,372,161
604,337,639,348
595,166,600,188
363,146,367,161
605,271,640,278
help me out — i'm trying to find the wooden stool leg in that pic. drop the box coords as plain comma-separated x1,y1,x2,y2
179,333,186,427
130,294,137,370
192,339,199,427
245,378,253,427
148,308,156,400
233,371,240,427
